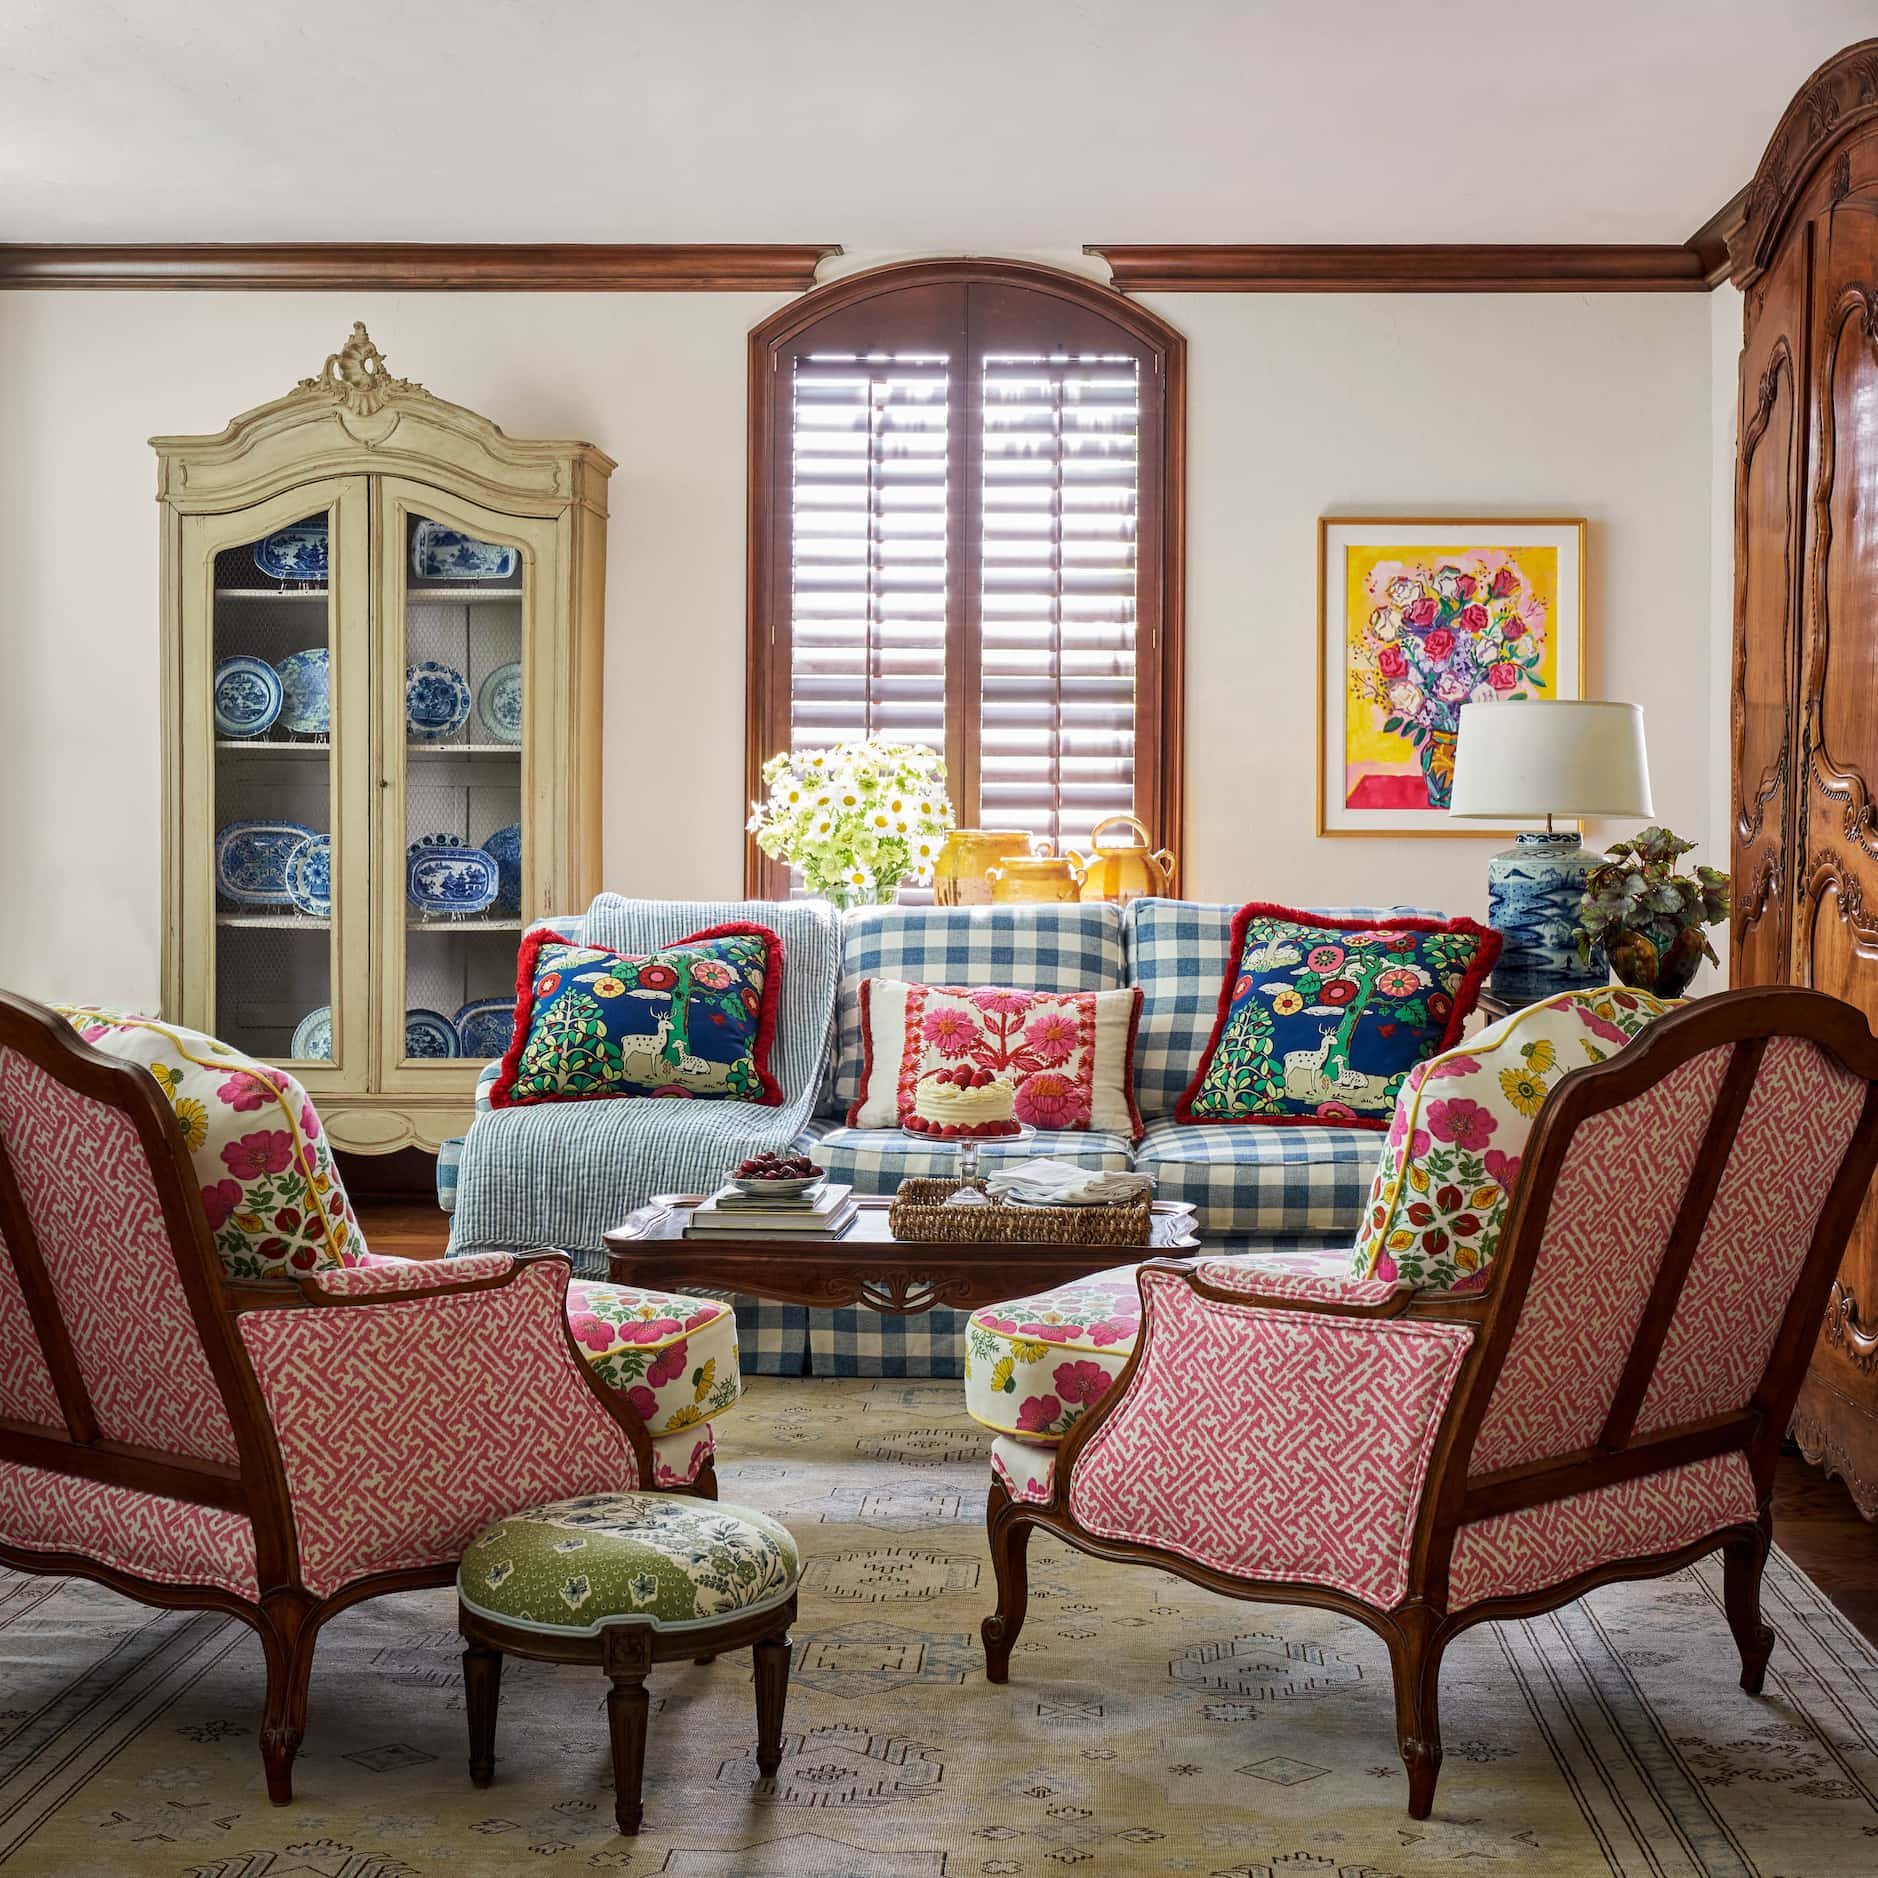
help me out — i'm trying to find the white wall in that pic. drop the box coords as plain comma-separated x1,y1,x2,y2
0,280,1721,1010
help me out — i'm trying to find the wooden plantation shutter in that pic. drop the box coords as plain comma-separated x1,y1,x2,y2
747,260,1184,896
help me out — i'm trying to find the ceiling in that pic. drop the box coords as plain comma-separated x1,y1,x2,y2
3,1,1873,251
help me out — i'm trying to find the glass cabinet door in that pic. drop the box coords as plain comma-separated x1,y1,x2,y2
376,479,555,1088
177,479,370,1084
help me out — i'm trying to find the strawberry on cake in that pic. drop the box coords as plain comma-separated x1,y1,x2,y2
908,1065,1020,1138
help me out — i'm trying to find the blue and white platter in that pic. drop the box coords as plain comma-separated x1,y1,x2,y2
275,647,332,737
216,820,319,907
476,661,523,744
406,661,472,742
405,1009,459,1059
254,519,329,583
290,1006,333,1062
454,997,517,1059
284,832,332,920
213,655,283,740
407,836,500,917
484,822,522,913
410,520,518,582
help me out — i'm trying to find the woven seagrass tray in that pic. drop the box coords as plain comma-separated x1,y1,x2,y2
887,1177,1153,1246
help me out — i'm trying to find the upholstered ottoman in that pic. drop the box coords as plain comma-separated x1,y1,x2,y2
457,1492,798,1833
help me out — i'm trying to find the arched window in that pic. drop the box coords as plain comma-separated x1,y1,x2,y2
746,258,1184,895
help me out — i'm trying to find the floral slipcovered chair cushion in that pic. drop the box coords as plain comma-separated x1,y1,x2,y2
565,1281,741,1438
55,1006,366,1279
1349,985,1678,1292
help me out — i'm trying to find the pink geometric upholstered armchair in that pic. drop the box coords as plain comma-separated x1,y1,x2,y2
0,992,683,1805
980,987,1878,1818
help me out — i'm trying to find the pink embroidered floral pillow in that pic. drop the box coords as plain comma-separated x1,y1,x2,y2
1349,985,1677,1294
849,979,1145,1139
55,1006,367,1281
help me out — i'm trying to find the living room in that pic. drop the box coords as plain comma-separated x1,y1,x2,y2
1,5,1876,1872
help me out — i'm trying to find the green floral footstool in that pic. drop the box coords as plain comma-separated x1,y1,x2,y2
457,1491,799,1834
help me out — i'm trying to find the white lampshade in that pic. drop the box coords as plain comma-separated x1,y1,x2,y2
1449,700,1654,820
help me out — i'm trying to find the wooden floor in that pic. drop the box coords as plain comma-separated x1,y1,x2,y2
353,1196,1878,1647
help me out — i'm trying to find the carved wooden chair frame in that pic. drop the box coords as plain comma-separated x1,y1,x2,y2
980,987,1878,1817
0,990,709,1805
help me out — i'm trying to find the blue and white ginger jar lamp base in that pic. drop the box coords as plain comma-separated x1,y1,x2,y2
1486,831,1607,1005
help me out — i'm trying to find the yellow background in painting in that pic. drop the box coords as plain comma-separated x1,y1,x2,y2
1341,543,1560,775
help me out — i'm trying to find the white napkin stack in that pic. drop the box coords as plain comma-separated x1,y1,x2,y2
984,1158,1156,1207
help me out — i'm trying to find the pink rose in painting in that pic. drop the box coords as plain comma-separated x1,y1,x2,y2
1487,662,1521,692
1024,1009,1081,1065
1377,644,1408,680
970,987,1031,1018
1502,614,1528,642
1455,573,1477,601
1489,564,1519,600
1016,1394,1063,1434
1456,603,1489,635
201,1178,244,1231
1015,1070,1090,1131
1053,1360,1112,1407
1422,627,1456,662
921,1006,981,1056
646,1340,689,1387
221,1130,294,1180
1403,597,1439,628
1426,1098,1495,1152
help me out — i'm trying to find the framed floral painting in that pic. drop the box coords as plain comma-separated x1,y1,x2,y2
1317,517,1585,835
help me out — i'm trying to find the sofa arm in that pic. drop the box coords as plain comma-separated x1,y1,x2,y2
235,1256,651,1600
1190,1257,1412,1317
1057,1263,1475,1611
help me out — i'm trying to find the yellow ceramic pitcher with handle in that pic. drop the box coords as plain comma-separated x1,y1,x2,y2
1066,814,1178,904
985,841,1085,905
933,830,1035,906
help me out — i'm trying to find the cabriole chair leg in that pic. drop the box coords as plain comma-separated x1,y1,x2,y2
981,1481,1035,1683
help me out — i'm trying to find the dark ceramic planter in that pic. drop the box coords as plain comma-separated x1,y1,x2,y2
1599,924,1706,1000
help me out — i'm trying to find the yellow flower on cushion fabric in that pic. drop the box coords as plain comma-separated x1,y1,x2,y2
666,1403,703,1430
1499,1066,1546,1116
1271,989,1304,1016
1521,1038,1556,1073
588,976,627,999
991,1355,1016,1395
1010,1338,1049,1364
692,1359,716,1401
173,1096,208,1151
151,1062,182,1099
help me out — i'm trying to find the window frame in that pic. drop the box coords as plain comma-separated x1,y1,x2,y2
745,257,1186,897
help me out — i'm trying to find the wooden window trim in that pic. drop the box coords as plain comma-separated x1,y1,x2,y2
745,257,1186,897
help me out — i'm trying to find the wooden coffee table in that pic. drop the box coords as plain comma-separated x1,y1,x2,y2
603,1194,1200,1316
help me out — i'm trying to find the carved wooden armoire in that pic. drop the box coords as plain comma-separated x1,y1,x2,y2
1731,38,1878,1515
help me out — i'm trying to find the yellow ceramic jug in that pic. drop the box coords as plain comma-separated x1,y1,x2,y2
986,843,1085,905
933,830,1035,906
1066,814,1178,904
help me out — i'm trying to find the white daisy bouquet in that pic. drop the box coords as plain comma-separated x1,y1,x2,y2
748,736,955,907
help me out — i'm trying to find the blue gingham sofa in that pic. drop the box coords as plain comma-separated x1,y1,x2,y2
448,894,1436,1377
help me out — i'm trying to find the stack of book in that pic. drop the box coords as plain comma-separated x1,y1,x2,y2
685,1180,858,1241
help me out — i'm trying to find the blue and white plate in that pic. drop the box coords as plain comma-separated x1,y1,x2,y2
454,997,517,1059
476,662,523,744
406,661,472,742
484,823,523,913
216,820,319,907
410,520,518,582
275,647,332,736
213,655,283,739
254,519,329,582
290,1006,333,1062
284,833,332,919
405,1009,459,1059
407,839,500,917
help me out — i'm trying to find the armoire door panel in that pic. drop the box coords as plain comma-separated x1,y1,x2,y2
1731,227,1809,982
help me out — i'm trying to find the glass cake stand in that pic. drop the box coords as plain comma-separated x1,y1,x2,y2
901,1120,1035,1182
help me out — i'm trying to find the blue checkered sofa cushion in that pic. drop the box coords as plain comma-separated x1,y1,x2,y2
1132,1118,1378,1235
802,1118,1131,1194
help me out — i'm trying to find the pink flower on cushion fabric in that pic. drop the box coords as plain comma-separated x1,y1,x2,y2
1023,1009,1081,1065
1483,1147,1521,1194
1375,1248,1400,1283
1085,1315,1137,1346
221,1130,294,1180
1411,1128,1433,1158
921,1006,981,1055
626,1384,660,1425
971,987,1031,1017
201,1178,244,1230
1575,1003,1637,1047
690,958,735,990
1426,1098,1495,1152
1018,1319,1081,1344
647,1340,689,1387
682,1306,721,1332
1424,1055,1479,1080
1016,1394,1062,1433
1015,1071,1090,1131
616,1316,681,1344
217,1070,285,1113
568,1313,617,1353
1053,1360,1112,1407
977,1312,1018,1335
299,1100,321,1141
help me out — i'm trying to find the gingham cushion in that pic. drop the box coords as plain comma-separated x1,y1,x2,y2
825,904,1125,1118
1131,1117,1381,1235
810,1307,976,1380
806,1119,1131,1196
1124,900,1443,1121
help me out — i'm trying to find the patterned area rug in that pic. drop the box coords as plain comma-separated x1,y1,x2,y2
2,1378,1877,1875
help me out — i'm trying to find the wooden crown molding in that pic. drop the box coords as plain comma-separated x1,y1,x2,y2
1085,241,1719,293
1689,188,1749,290
0,243,842,291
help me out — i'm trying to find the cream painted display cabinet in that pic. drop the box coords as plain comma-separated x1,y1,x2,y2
154,323,613,1154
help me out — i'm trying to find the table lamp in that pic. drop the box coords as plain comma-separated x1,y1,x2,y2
1449,700,1654,1004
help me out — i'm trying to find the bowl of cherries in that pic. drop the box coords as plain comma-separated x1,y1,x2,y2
727,1149,826,1197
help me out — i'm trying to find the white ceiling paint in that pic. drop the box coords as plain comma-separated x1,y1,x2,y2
3,1,1873,249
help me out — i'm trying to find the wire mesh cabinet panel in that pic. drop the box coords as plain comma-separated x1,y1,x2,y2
154,323,614,1156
